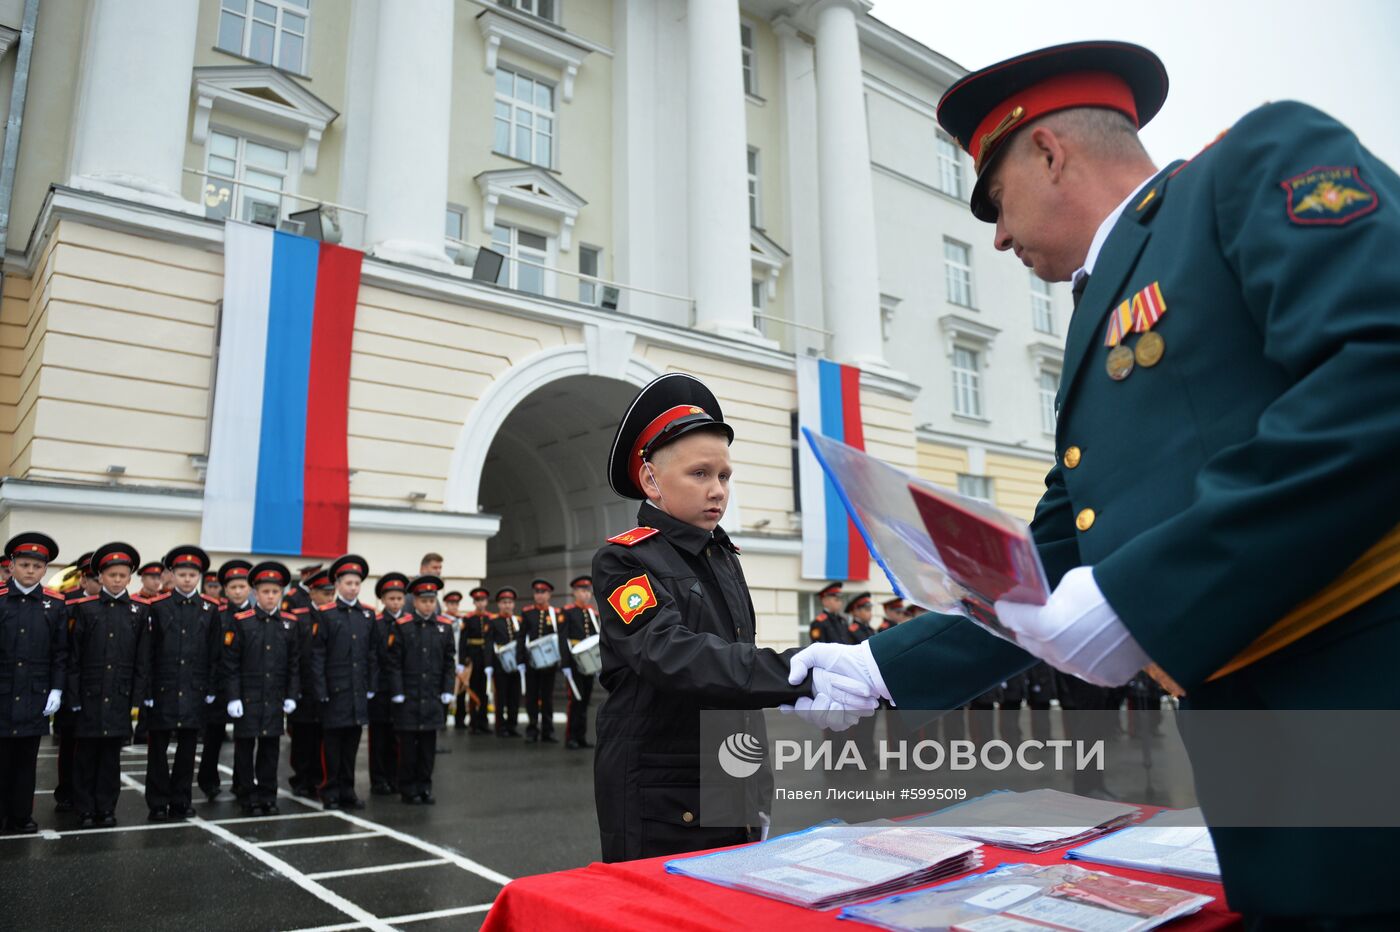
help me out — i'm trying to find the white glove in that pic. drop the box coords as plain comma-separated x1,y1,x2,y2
141,698,153,708
439,692,453,705
43,689,62,717
456,664,466,675
811,667,881,711
227,699,244,718
518,667,526,689
283,698,297,715
485,667,494,681
779,693,875,732
759,811,772,843
391,694,406,704
994,566,1150,688
788,641,892,705
562,667,581,701
205,695,215,704
367,691,375,700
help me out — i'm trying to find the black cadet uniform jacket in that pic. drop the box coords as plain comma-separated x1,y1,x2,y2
808,610,855,645
559,603,598,671
516,606,560,667
0,583,68,737
457,611,493,668
286,605,320,725
223,605,300,738
143,591,223,731
68,591,151,738
487,612,520,671
312,599,378,729
368,611,401,725
207,600,248,728
592,502,809,862
386,613,455,731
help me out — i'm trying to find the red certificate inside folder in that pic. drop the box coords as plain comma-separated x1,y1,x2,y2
907,482,1048,612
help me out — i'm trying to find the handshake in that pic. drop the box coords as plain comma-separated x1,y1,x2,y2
781,641,890,732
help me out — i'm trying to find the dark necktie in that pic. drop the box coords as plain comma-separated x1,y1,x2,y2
1071,273,1090,311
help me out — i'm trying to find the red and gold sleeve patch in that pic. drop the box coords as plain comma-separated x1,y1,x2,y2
223,630,234,647
607,574,658,625
1281,165,1379,225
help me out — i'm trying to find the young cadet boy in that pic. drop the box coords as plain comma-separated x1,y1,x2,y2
441,591,468,729
592,374,868,862
0,533,66,834
201,571,222,603
458,587,494,735
368,572,408,796
517,578,560,744
559,575,599,750
136,562,164,602
387,575,455,804
52,550,96,814
199,559,251,802
488,587,522,737
286,566,331,798
224,562,299,816
311,554,377,810
142,546,222,821
68,543,151,828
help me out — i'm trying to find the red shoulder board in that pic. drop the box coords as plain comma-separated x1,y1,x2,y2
360,601,375,611
70,594,98,605
151,592,172,602
317,602,335,611
43,588,65,599
396,615,412,625
436,614,453,625
292,606,309,615
607,526,660,547
201,594,221,604
0,588,9,597
280,611,297,621
235,609,255,619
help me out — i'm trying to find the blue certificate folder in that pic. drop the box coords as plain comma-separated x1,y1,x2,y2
802,429,1050,635
1065,808,1220,881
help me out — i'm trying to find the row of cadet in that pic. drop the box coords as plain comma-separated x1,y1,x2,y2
0,533,600,835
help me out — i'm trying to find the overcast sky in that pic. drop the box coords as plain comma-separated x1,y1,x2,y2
872,0,1400,170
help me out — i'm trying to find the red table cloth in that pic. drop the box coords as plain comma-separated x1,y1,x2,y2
483,823,1240,931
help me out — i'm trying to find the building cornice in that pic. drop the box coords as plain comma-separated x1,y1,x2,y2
191,64,339,172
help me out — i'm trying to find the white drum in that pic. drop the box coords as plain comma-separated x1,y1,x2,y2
493,641,518,674
570,633,602,676
527,633,561,670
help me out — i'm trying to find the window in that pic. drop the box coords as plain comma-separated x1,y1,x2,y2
740,21,757,97
218,0,310,74
492,223,549,295
957,474,993,504
935,133,963,198
1039,370,1060,434
494,67,555,168
752,279,767,336
944,238,974,308
1030,273,1055,334
747,148,761,228
951,345,983,419
445,205,468,260
205,129,291,223
579,245,601,304
499,0,557,23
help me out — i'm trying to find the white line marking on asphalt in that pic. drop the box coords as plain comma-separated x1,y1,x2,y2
284,902,495,932
257,831,381,848
305,858,450,881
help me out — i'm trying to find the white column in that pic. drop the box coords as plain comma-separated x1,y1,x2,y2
362,0,453,267
67,0,201,213
773,18,826,358
686,0,765,341
812,0,892,373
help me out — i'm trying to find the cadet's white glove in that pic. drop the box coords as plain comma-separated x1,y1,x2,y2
518,668,526,689
485,667,494,681
779,693,875,732
456,664,466,675
759,811,772,843
283,698,297,715
142,698,154,708
227,699,244,719
392,694,406,704
439,692,453,705
367,691,376,700
205,695,215,704
562,667,581,701
994,566,1149,688
43,689,62,717
788,641,892,705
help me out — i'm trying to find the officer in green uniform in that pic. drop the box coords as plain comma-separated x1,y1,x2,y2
788,40,1400,925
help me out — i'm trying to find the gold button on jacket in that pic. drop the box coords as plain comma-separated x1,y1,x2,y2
1063,446,1082,469
1076,508,1096,531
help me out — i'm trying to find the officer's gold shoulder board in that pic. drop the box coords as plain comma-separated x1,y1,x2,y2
607,573,658,625
1282,165,1379,226
223,630,235,646
606,526,660,547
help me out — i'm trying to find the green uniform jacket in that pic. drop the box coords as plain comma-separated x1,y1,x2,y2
869,101,1400,916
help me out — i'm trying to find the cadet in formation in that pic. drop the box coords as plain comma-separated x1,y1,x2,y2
518,578,560,744
559,575,598,750
458,586,494,735
312,554,377,810
386,574,455,804
368,572,408,796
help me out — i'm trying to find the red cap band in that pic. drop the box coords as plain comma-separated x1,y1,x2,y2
969,71,1137,173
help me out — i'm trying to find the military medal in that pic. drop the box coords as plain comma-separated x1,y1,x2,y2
1105,345,1135,381
1135,330,1165,367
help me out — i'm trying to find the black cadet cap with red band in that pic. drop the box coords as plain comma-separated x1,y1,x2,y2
5,532,58,564
443,591,463,603
330,553,368,580
137,562,164,578
306,568,333,590
92,542,139,573
249,561,290,588
496,587,517,601
469,587,490,600
410,574,443,598
76,551,95,578
570,575,592,590
218,559,252,585
607,373,734,501
165,545,210,574
531,578,554,593
818,581,843,598
845,592,872,613
375,572,409,599
935,40,1168,222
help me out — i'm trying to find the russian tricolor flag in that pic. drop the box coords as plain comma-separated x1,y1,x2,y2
201,222,363,557
796,356,869,581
